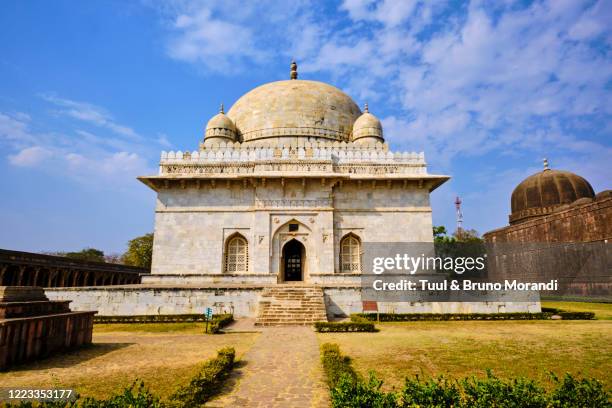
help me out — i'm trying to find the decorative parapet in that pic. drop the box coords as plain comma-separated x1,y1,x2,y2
158,141,427,176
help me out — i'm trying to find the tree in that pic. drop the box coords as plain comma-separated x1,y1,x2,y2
63,248,106,263
122,233,154,269
433,226,456,243
453,228,483,243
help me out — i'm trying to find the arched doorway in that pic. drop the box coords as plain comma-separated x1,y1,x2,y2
282,239,304,282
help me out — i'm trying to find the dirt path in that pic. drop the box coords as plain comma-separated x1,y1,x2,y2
208,327,330,408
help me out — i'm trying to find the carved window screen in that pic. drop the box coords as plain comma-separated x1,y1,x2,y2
225,236,248,273
340,235,361,273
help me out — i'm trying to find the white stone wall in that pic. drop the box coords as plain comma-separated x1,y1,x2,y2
151,178,435,280
46,287,263,317
45,286,540,318
323,288,541,317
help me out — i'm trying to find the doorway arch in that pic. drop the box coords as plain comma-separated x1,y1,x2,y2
282,239,305,282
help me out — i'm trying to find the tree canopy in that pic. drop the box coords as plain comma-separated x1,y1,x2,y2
62,248,106,263
121,233,154,269
433,226,483,243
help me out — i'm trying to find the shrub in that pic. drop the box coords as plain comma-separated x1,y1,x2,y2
79,381,164,408
206,314,234,333
399,376,462,407
169,347,235,406
460,371,548,408
549,373,611,408
320,343,395,407
315,321,378,332
331,373,397,408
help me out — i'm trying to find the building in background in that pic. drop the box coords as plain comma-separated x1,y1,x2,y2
484,160,611,299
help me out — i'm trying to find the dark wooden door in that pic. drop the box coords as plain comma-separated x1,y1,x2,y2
283,240,303,281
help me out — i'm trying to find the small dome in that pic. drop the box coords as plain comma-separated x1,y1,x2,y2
205,104,237,142
510,161,595,224
352,104,383,142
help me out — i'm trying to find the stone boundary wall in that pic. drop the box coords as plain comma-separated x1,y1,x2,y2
0,249,148,287
46,286,539,318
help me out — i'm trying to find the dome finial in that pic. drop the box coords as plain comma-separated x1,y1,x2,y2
543,157,550,170
290,59,298,80
219,103,224,114
364,103,369,113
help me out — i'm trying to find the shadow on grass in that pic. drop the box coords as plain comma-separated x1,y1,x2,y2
4,342,134,372
208,360,248,401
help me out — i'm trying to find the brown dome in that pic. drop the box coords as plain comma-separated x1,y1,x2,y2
510,168,595,224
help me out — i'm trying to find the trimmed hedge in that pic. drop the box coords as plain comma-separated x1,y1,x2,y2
94,313,236,331
353,312,553,321
353,310,596,321
315,321,378,332
320,343,611,408
207,314,234,334
541,307,596,320
169,347,235,406
320,343,358,388
95,314,209,324
321,343,395,407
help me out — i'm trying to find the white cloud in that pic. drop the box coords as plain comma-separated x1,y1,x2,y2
340,0,418,27
0,112,35,146
165,6,263,72
1,95,160,189
41,95,141,140
8,146,52,167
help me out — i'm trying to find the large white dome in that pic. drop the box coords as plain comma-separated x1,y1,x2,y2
226,79,362,143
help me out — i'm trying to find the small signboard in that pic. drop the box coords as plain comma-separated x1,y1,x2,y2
362,301,378,312
204,308,213,333
362,301,379,322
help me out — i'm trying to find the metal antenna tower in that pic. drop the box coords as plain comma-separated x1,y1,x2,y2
455,196,463,233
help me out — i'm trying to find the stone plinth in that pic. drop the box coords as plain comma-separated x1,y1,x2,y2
0,286,96,370
45,284,539,319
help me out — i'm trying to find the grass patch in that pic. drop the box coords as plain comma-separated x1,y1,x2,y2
0,324,258,401
4,348,237,407
317,320,612,391
542,301,612,320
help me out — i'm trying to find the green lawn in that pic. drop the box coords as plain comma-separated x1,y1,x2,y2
318,319,612,391
542,300,612,320
0,323,259,400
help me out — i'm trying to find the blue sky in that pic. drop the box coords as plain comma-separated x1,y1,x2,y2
0,0,610,255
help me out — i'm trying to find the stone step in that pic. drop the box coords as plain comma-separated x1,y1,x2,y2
255,285,327,326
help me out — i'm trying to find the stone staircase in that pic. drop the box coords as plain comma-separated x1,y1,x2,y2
255,285,328,326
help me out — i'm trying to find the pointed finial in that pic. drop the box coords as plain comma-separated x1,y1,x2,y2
290,59,298,80
363,103,369,113
219,103,224,114
543,158,550,170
